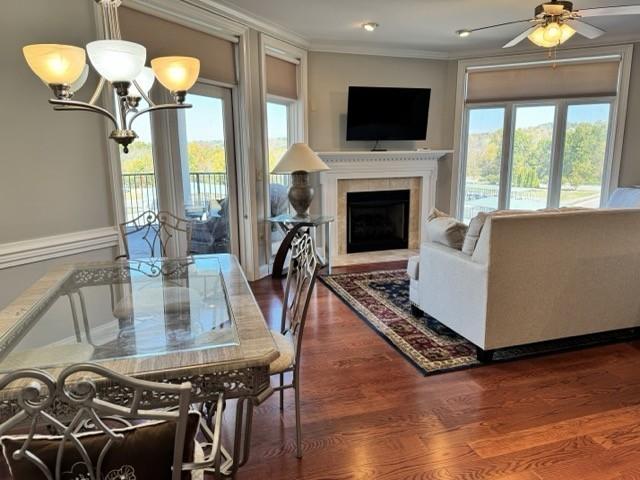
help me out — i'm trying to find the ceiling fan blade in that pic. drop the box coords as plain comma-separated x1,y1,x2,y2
503,25,539,48
570,19,606,39
577,4,640,17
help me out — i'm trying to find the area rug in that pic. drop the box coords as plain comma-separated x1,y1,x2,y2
320,269,637,376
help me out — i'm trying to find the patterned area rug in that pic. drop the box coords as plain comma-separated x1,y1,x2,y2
320,269,637,375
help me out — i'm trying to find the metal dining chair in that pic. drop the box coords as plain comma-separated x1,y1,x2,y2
0,363,225,480
117,210,193,260
259,232,321,458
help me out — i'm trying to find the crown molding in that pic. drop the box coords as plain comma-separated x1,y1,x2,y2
182,0,310,49
309,41,450,60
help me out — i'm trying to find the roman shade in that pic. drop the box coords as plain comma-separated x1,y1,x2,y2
119,7,237,85
466,59,620,103
266,55,298,99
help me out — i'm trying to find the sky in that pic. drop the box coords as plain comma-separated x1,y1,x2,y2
468,103,611,134
132,95,289,143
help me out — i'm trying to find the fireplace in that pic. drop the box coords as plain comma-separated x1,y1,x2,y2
346,190,410,253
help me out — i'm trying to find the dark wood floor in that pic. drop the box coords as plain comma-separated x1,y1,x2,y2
239,261,640,480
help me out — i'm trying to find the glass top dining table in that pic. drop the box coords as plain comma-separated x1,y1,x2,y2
0,256,240,372
0,254,278,394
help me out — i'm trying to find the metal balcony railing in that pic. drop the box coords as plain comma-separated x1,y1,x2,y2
121,172,291,221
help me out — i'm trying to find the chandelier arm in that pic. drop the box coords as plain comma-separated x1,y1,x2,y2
88,77,107,106
49,99,118,129
131,80,157,107
127,104,191,130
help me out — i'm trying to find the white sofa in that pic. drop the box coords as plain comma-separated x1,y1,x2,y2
409,208,640,360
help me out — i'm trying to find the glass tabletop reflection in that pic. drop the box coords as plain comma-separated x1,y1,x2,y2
0,256,239,373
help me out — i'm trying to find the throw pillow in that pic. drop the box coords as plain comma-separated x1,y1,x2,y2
462,211,489,255
426,209,468,250
2,412,200,480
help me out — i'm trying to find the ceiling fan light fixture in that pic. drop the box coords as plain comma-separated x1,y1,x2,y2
559,23,576,42
528,21,576,47
362,22,379,32
456,29,472,38
542,21,562,42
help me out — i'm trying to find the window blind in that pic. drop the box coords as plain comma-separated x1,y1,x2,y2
466,59,620,104
266,55,298,100
119,7,237,86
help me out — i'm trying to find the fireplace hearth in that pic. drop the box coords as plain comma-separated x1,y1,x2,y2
346,190,410,253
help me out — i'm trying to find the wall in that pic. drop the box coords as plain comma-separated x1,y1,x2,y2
618,42,640,187
0,0,116,308
307,52,457,211
1,0,113,243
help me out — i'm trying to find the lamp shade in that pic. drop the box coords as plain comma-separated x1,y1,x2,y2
23,44,86,85
151,56,200,92
86,40,146,82
129,66,155,97
271,143,330,173
71,64,90,92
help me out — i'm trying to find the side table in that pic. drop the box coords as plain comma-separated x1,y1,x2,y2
268,214,334,278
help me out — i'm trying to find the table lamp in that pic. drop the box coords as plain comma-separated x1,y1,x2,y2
271,143,330,218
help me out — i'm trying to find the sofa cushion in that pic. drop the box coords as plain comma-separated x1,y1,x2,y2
426,209,468,250
407,255,420,280
462,212,489,256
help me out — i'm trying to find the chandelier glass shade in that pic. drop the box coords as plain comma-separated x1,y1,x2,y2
130,67,155,97
21,0,200,153
86,40,146,82
151,57,200,93
528,22,576,48
23,44,86,85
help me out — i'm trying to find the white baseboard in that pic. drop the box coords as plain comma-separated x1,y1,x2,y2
0,227,119,270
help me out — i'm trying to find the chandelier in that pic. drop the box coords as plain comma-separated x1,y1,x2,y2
22,0,200,153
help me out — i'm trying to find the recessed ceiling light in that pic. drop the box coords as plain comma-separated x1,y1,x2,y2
363,22,379,32
456,29,472,38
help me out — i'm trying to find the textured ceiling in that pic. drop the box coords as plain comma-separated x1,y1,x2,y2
219,0,640,54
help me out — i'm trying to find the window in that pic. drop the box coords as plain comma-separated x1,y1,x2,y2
463,108,505,223
266,100,293,256
460,99,613,221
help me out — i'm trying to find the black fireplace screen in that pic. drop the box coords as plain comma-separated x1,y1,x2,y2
346,189,410,253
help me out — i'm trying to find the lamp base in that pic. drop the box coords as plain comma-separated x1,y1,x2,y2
288,171,313,218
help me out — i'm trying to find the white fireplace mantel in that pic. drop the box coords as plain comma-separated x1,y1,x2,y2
318,150,452,164
317,150,452,260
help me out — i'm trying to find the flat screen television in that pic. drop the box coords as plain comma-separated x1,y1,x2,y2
346,86,431,141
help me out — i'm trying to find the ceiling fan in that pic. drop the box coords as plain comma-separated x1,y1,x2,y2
456,1,640,48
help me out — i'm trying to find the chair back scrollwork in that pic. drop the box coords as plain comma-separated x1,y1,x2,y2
280,233,321,367
0,363,192,480
119,210,193,259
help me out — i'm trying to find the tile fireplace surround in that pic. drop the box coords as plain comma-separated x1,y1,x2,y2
318,150,452,260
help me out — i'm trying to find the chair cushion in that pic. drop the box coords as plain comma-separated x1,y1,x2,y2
269,330,295,374
426,209,468,250
1,413,200,480
407,256,420,281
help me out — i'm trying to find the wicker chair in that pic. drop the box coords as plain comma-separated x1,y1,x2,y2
258,232,320,458
118,210,193,259
0,363,224,480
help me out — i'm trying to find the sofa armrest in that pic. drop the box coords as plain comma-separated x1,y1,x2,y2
418,241,489,347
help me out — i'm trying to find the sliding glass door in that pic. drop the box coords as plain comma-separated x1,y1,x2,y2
178,83,238,255
459,99,613,220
